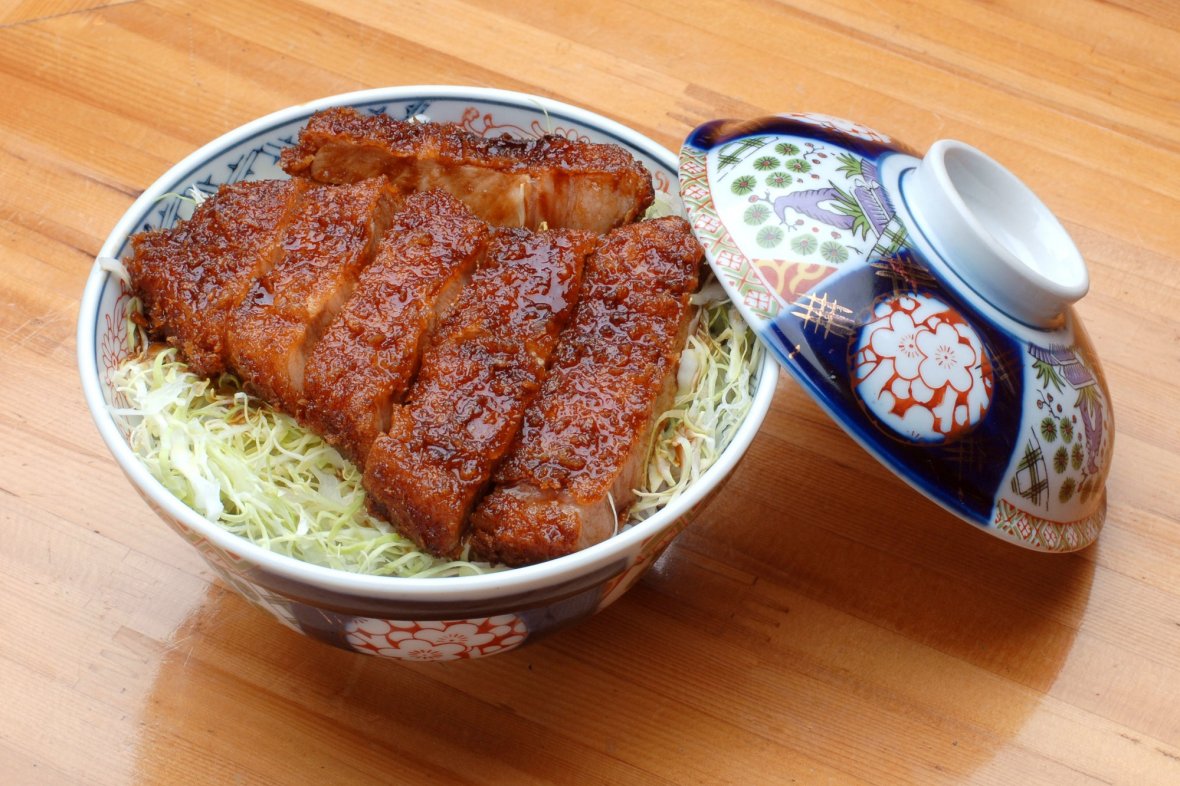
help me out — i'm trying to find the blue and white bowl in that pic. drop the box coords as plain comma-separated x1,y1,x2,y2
77,86,778,661
680,113,1113,552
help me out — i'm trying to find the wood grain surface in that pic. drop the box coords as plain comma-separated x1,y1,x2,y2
2,1,1178,783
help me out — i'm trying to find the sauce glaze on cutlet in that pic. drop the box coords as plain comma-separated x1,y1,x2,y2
126,180,305,376
301,190,490,465
363,227,597,557
470,217,703,566
280,107,654,232
226,177,401,415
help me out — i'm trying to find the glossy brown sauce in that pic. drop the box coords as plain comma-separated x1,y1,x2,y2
281,107,654,233
363,227,597,556
469,217,703,565
126,180,304,376
225,178,399,413
302,190,490,463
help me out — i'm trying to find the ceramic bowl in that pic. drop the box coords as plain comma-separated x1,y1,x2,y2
77,86,779,661
681,113,1112,552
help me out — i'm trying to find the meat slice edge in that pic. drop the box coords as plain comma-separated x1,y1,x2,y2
469,217,703,567
226,177,401,415
280,107,655,233
363,227,597,557
125,180,306,376
302,190,490,466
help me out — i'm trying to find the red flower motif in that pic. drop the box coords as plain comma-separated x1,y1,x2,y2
345,615,528,661
854,295,992,442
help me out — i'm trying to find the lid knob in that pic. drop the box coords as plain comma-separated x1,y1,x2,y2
901,140,1088,326
681,115,1112,552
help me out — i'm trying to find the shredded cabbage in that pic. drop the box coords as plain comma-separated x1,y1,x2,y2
629,283,763,520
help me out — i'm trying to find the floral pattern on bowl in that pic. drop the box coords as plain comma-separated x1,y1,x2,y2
345,616,529,661
853,292,995,443
681,114,1112,552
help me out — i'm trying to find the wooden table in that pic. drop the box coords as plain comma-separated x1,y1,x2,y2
2,1,1178,783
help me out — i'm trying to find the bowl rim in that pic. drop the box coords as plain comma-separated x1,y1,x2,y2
77,85,779,602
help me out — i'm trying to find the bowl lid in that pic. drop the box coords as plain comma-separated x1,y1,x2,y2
679,113,1113,552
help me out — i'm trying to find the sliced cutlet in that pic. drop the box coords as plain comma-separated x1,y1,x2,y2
302,190,491,465
125,180,306,376
363,227,597,557
226,177,401,415
280,107,654,233
469,217,703,566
